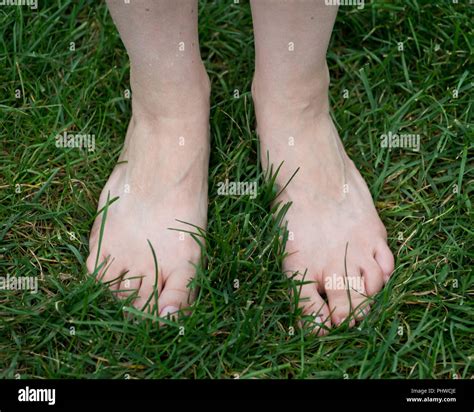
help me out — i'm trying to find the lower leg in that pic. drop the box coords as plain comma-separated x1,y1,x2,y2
87,0,210,316
250,0,394,332
251,0,334,116
108,0,210,116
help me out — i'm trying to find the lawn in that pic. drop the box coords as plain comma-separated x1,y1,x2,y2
0,0,472,379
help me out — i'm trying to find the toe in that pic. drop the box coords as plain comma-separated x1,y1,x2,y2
86,243,107,275
88,216,101,243
117,272,143,300
87,252,117,289
362,258,385,296
374,243,395,282
324,267,368,326
133,268,164,312
86,244,110,279
294,279,332,335
101,258,126,291
86,251,99,275
158,268,196,319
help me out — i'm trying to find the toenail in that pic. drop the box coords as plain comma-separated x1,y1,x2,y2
160,306,179,317
314,315,323,324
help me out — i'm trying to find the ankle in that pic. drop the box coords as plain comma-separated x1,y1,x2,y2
252,65,330,115
130,63,211,120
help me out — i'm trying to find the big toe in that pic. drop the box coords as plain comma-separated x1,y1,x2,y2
157,268,196,320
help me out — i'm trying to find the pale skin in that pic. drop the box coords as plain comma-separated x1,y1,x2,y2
88,0,395,331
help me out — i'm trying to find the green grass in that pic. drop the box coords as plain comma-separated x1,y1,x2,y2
0,0,472,379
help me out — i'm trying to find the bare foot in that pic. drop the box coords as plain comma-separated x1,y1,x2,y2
253,70,394,334
87,75,210,318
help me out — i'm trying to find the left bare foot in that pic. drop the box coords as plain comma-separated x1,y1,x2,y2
252,71,394,334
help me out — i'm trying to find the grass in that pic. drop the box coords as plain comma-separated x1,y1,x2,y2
0,0,472,379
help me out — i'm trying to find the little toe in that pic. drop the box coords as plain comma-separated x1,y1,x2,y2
86,250,100,275
86,244,109,276
362,258,385,297
374,243,395,282
88,252,122,292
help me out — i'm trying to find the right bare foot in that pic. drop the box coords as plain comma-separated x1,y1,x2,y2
87,71,210,318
